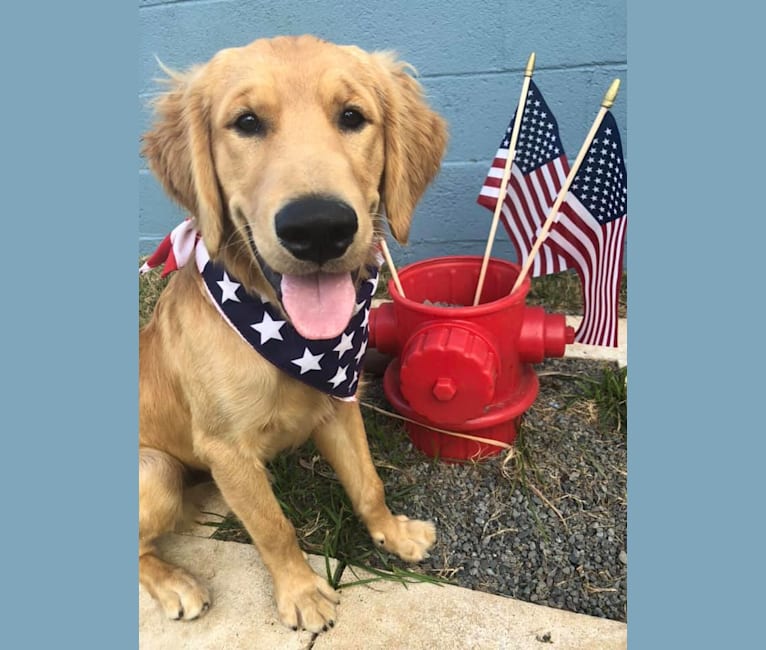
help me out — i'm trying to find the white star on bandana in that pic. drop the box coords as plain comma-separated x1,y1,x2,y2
250,312,286,344
217,272,241,303
333,332,355,358
354,338,368,363
328,365,348,388
291,347,324,374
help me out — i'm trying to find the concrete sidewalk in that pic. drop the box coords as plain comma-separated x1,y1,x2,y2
140,532,627,649
139,319,627,649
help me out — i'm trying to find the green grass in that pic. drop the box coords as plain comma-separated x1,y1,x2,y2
501,425,539,488
574,364,628,436
210,437,446,589
139,257,169,327
527,269,627,319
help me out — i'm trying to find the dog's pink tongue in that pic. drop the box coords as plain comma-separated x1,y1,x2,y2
281,272,356,340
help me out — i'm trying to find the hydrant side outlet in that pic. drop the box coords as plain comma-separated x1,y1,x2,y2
518,307,573,363
368,301,398,355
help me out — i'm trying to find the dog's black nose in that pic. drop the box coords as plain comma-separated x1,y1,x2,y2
275,196,358,265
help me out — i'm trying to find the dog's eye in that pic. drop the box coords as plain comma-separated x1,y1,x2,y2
233,112,264,136
339,108,366,132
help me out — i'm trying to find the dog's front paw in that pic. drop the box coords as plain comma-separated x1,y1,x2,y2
370,514,436,562
275,570,340,633
145,566,211,621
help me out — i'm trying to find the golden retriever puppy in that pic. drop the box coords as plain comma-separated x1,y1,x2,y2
139,35,448,632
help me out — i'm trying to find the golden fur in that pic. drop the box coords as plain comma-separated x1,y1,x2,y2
139,35,448,632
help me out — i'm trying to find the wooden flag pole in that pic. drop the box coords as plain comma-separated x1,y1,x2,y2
510,78,621,295
379,238,406,298
472,53,536,306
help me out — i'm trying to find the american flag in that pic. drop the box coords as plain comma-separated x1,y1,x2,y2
547,110,627,347
477,79,571,276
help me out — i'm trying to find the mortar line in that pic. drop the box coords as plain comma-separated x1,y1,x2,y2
421,62,627,80
141,0,230,12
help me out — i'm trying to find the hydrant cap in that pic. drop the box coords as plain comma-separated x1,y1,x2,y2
399,323,499,425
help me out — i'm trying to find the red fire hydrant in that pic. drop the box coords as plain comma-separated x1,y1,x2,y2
369,256,575,461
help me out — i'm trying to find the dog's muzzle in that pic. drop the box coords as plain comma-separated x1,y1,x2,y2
275,195,358,265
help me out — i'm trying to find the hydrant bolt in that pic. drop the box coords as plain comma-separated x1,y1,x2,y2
432,377,457,401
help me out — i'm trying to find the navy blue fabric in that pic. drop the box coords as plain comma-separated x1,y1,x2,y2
200,259,379,399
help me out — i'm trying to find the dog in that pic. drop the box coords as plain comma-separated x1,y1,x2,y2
139,34,448,633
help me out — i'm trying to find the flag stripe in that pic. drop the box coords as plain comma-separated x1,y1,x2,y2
548,204,599,341
551,195,625,347
559,205,606,345
509,167,551,276
480,154,572,277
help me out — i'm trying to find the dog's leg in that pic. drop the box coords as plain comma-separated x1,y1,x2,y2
312,401,436,562
196,438,339,633
139,448,211,621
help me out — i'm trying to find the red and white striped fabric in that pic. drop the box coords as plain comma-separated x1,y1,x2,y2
139,219,200,277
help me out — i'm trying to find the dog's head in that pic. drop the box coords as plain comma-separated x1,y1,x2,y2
142,35,447,339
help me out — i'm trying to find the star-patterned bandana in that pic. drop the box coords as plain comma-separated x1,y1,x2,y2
141,220,379,400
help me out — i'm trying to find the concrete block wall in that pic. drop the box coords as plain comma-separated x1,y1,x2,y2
139,0,627,265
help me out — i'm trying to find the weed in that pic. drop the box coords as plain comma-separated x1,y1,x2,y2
575,365,627,436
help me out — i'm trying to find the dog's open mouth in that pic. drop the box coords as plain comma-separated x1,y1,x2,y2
280,272,356,340
251,244,357,341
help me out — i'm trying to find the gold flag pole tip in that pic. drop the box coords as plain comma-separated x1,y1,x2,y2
524,52,536,77
602,79,621,109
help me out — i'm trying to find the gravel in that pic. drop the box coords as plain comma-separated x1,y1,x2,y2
363,356,627,623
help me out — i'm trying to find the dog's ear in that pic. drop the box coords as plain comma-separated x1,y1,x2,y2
142,64,224,257
374,54,448,244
